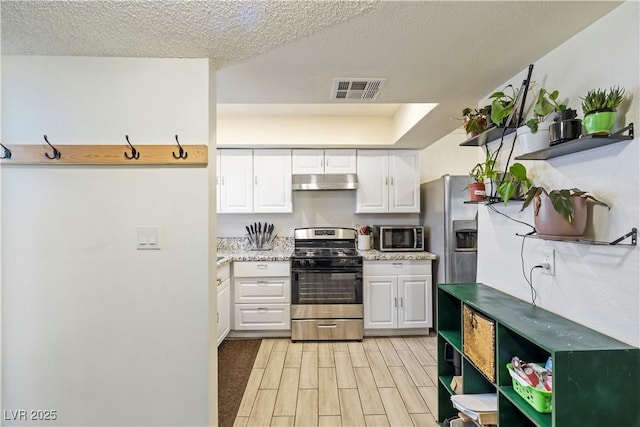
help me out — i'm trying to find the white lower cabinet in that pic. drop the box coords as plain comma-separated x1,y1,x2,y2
233,261,291,330
364,260,432,329
217,263,231,346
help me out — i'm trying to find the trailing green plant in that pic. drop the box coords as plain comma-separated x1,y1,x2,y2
581,86,625,116
469,150,498,184
458,107,489,135
525,88,567,133
521,187,609,224
488,85,518,127
496,163,531,204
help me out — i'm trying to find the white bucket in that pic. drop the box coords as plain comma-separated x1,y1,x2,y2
517,124,550,154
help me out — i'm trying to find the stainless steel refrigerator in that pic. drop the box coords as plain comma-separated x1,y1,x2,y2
420,175,478,287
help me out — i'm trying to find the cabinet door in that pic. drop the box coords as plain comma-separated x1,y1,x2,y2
389,150,420,213
324,149,356,174
219,149,253,213
254,149,292,213
364,275,397,329
217,278,231,346
216,150,221,213
356,150,389,213
292,149,324,174
397,275,431,328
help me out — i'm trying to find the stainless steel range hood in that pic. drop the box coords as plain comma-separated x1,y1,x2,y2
292,173,358,191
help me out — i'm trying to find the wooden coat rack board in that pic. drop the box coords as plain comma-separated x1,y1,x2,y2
0,136,208,166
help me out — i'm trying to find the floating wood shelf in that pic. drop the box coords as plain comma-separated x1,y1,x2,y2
0,144,208,166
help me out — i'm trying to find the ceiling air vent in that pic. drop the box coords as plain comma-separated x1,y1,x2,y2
331,78,387,101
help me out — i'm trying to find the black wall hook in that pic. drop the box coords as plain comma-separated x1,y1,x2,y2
0,142,11,160
124,135,140,160
172,135,188,160
43,135,61,160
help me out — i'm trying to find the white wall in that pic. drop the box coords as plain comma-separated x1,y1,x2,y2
429,3,639,346
1,56,211,426
217,190,419,238
419,128,483,184
217,114,393,147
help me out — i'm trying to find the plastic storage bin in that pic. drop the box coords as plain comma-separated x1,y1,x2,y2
507,363,552,413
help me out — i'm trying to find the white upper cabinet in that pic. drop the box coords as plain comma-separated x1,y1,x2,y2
218,149,253,213
388,150,420,213
356,150,419,213
253,149,292,213
216,151,221,213
356,150,389,212
218,149,292,213
292,149,324,174
292,149,356,174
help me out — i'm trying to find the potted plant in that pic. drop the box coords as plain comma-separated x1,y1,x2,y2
518,88,566,153
548,108,582,145
581,86,625,135
468,151,498,201
521,186,609,237
496,163,531,204
488,85,520,128
457,107,489,139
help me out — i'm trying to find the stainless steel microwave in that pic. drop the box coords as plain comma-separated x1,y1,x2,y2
373,226,424,252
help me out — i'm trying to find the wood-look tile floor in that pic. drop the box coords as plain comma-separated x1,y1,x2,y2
233,336,439,427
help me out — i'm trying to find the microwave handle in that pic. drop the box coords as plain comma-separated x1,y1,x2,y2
414,229,418,249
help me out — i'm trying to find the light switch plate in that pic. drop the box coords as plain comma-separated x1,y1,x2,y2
137,226,160,250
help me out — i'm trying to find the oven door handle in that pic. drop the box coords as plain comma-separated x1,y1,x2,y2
291,268,362,274
317,324,337,328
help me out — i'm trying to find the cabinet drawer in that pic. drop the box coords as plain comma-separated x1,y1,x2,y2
364,260,431,276
234,278,291,303
234,261,290,277
217,263,230,283
234,304,291,330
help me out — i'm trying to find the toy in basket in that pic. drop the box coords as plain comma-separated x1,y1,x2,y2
507,360,552,413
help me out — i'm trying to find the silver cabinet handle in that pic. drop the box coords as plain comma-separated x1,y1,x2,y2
257,280,267,285
385,177,388,185
217,312,219,323
221,176,225,185
400,297,404,307
257,307,269,311
393,262,403,268
255,176,258,185
390,177,394,185
257,264,268,269
394,297,398,307
317,324,337,328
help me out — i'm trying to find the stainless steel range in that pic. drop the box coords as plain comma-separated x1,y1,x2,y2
290,227,363,341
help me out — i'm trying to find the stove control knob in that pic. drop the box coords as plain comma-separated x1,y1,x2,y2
308,260,316,267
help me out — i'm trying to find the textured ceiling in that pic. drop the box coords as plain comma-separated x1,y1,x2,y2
0,1,624,148
0,0,378,67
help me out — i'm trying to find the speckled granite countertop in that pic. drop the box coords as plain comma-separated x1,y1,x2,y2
358,249,437,261
216,248,437,267
216,250,293,268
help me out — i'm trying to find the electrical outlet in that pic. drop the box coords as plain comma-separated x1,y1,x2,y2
542,248,555,276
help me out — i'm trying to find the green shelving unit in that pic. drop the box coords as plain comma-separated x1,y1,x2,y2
436,283,639,427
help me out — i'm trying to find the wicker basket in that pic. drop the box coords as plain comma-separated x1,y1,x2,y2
463,305,496,382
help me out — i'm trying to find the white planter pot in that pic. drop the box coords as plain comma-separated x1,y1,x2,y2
517,124,550,154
